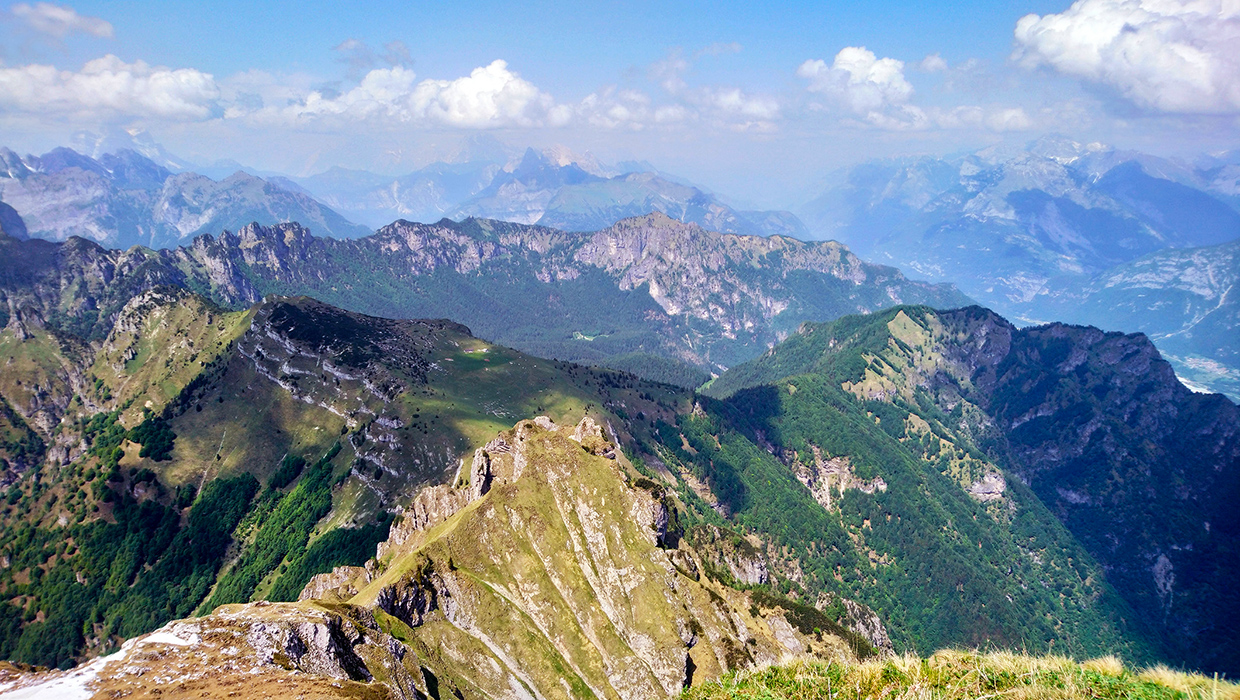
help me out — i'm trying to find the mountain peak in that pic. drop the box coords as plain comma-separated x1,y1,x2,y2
1026,134,1110,164
70,127,192,172
539,144,612,176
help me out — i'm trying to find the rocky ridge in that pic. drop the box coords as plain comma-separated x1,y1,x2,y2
1019,239,1240,400
0,213,969,376
0,416,867,699
707,304,1240,671
798,137,1240,397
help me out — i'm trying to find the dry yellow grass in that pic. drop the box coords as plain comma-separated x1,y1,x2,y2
685,650,1239,700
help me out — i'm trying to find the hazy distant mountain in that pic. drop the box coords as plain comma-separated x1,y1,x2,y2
293,161,502,228
1024,239,1240,400
288,144,809,237
0,146,371,248
453,148,809,237
802,138,1239,300
69,127,195,173
801,136,1240,396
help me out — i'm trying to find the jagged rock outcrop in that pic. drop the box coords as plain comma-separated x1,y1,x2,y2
688,525,770,586
814,594,896,657
299,566,371,603
792,446,887,511
0,602,427,699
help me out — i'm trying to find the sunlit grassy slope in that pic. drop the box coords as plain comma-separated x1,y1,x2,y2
684,651,1240,700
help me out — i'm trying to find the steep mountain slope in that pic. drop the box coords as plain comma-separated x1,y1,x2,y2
706,306,1240,672
0,215,970,378
0,202,25,240
0,417,863,699
0,266,1215,684
452,148,808,238
800,138,1240,397
0,147,370,248
650,371,1154,663
0,289,691,669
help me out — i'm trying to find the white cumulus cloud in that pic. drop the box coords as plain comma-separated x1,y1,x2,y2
706,88,780,120
277,60,566,128
11,2,113,38
799,47,914,114
799,46,1035,132
1013,0,1240,114
413,60,566,127
0,55,219,120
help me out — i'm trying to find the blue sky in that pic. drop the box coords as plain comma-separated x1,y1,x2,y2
1,0,1237,206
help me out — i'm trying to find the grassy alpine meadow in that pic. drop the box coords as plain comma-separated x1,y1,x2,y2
683,651,1240,700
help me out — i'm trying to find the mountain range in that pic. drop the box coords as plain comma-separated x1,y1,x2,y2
7,134,1236,399
0,128,1239,696
0,210,1237,681
0,213,967,382
0,136,812,264
800,137,1240,399
0,147,373,249
282,145,810,238
0,278,1232,695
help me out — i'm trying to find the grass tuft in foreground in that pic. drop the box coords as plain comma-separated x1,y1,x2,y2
683,651,1239,700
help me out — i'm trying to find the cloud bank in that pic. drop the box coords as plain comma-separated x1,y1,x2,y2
272,60,568,128
1014,0,1240,114
798,47,1030,132
0,55,219,119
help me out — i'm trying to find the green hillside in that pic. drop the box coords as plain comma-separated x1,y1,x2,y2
702,305,1240,673
0,291,688,668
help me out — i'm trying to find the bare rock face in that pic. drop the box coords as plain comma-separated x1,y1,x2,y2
299,566,371,602
792,445,887,512
688,525,770,587
839,598,896,656
967,472,1006,502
